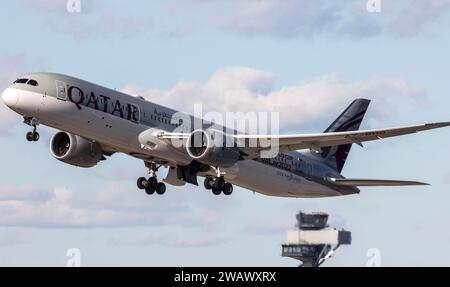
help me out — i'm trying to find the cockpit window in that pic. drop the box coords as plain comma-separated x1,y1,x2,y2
14,78,29,84
27,79,39,86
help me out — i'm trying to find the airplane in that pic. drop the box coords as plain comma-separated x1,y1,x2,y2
1,72,449,198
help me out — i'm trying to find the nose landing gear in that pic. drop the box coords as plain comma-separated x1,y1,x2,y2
24,117,40,142
136,163,166,196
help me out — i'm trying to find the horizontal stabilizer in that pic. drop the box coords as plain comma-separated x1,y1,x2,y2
326,178,429,187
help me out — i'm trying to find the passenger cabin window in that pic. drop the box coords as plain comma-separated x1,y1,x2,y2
27,79,38,86
14,78,29,84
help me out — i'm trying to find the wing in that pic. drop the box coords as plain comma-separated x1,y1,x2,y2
233,122,450,156
158,122,450,158
326,178,429,187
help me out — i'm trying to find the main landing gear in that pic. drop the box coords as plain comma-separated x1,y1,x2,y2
137,163,166,196
24,116,40,142
203,167,233,196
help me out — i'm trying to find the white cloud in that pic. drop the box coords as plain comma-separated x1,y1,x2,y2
226,1,352,38
47,12,153,41
18,1,450,40
123,66,425,131
387,0,450,37
0,184,53,202
20,0,153,40
199,0,450,39
0,184,226,228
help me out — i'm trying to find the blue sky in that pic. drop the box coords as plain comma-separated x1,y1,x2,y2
0,0,449,266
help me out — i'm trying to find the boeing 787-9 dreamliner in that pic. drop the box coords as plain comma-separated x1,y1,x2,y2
2,73,449,197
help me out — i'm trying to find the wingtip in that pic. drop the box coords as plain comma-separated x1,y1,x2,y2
427,122,450,128
414,181,430,186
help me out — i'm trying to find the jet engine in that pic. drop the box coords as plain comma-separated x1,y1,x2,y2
186,129,241,167
50,132,103,168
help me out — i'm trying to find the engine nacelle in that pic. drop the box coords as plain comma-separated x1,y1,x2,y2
186,129,241,167
50,132,103,168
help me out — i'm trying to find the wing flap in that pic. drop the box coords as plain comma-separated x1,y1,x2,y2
327,178,429,187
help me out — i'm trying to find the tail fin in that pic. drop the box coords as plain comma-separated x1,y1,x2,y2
321,98,371,173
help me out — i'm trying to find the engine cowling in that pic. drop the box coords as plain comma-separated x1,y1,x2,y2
186,129,241,167
50,132,103,168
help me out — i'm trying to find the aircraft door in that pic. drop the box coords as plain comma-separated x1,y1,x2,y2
56,81,67,100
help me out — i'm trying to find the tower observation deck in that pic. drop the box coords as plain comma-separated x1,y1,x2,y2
281,211,351,267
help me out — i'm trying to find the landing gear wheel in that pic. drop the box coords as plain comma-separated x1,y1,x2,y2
137,177,147,190
155,182,166,195
147,177,157,189
24,117,40,142
139,162,165,195
222,183,233,195
213,177,225,190
26,132,34,142
204,177,214,190
212,187,222,195
32,132,40,141
145,185,155,195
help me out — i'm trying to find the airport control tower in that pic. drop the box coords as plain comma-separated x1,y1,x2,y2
281,211,351,267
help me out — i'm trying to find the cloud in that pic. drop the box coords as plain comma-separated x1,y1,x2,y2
20,0,153,40
0,183,226,228
47,12,153,41
0,184,53,203
386,0,450,37
108,230,227,248
196,0,450,39
18,1,450,40
226,1,351,38
123,66,425,131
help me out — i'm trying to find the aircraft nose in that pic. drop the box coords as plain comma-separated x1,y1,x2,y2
1,88,19,108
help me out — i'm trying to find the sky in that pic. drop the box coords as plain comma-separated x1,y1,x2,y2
0,0,449,267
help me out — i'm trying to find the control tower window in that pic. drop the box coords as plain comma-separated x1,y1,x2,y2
14,78,29,84
27,79,39,86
